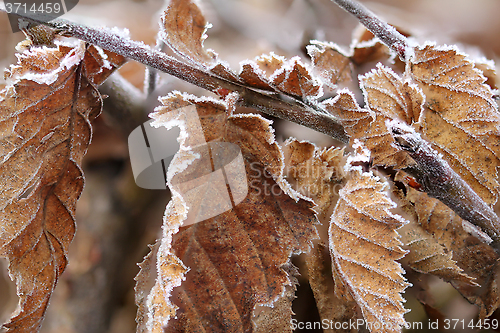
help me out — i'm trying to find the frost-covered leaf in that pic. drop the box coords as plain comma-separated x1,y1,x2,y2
399,185,500,317
252,262,297,333
305,243,358,333
283,139,356,331
351,27,390,66
160,0,328,102
330,164,409,333
239,53,325,100
161,0,217,65
350,26,409,66
270,56,322,99
134,241,184,333
238,60,276,91
401,222,476,286
0,40,125,332
138,92,319,332
254,52,286,76
355,64,422,168
323,63,422,169
307,41,353,89
161,0,238,82
283,138,345,217
327,48,500,207
408,44,500,205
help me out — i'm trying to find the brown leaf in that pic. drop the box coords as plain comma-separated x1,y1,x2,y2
330,165,409,333
305,242,358,333
400,222,477,286
140,92,319,332
0,41,125,332
160,0,239,83
283,138,345,217
324,63,423,169
408,44,500,204
473,58,498,91
238,60,276,91
239,52,327,99
357,64,422,168
252,262,297,333
307,41,353,89
326,52,500,207
401,186,500,317
351,27,390,66
135,207,190,333
282,140,360,331
350,26,409,66
271,57,322,98
255,52,286,76
161,0,217,66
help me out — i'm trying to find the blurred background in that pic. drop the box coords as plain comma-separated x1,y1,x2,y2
1,0,500,332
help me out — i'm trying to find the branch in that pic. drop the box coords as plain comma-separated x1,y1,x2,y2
99,73,148,135
1,11,348,143
330,0,408,60
388,120,500,250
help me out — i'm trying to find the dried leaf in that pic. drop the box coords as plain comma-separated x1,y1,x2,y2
238,60,276,91
161,0,238,82
255,52,286,76
270,57,322,99
252,262,297,333
307,41,353,89
327,50,500,208
408,44,500,204
305,243,358,333
330,165,409,333
0,41,125,332
400,222,477,286
473,58,498,91
140,92,319,332
351,27,390,66
324,63,422,170
135,242,164,333
401,186,500,317
136,205,190,333
283,138,345,217
161,0,217,65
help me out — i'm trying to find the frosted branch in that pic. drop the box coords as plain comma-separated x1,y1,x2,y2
389,120,500,250
330,0,409,60
1,11,348,143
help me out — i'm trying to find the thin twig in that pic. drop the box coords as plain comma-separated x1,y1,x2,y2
388,120,500,250
143,37,165,97
1,11,348,143
330,0,408,60
100,73,148,135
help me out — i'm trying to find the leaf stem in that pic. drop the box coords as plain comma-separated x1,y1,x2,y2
1,12,348,143
330,0,408,60
388,120,500,250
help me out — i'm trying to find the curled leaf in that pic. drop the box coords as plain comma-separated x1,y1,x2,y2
161,0,217,65
283,138,345,217
305,243,358,333
161,0,238,82
323,66,421,169
238,60,276,91
254,52,286,76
